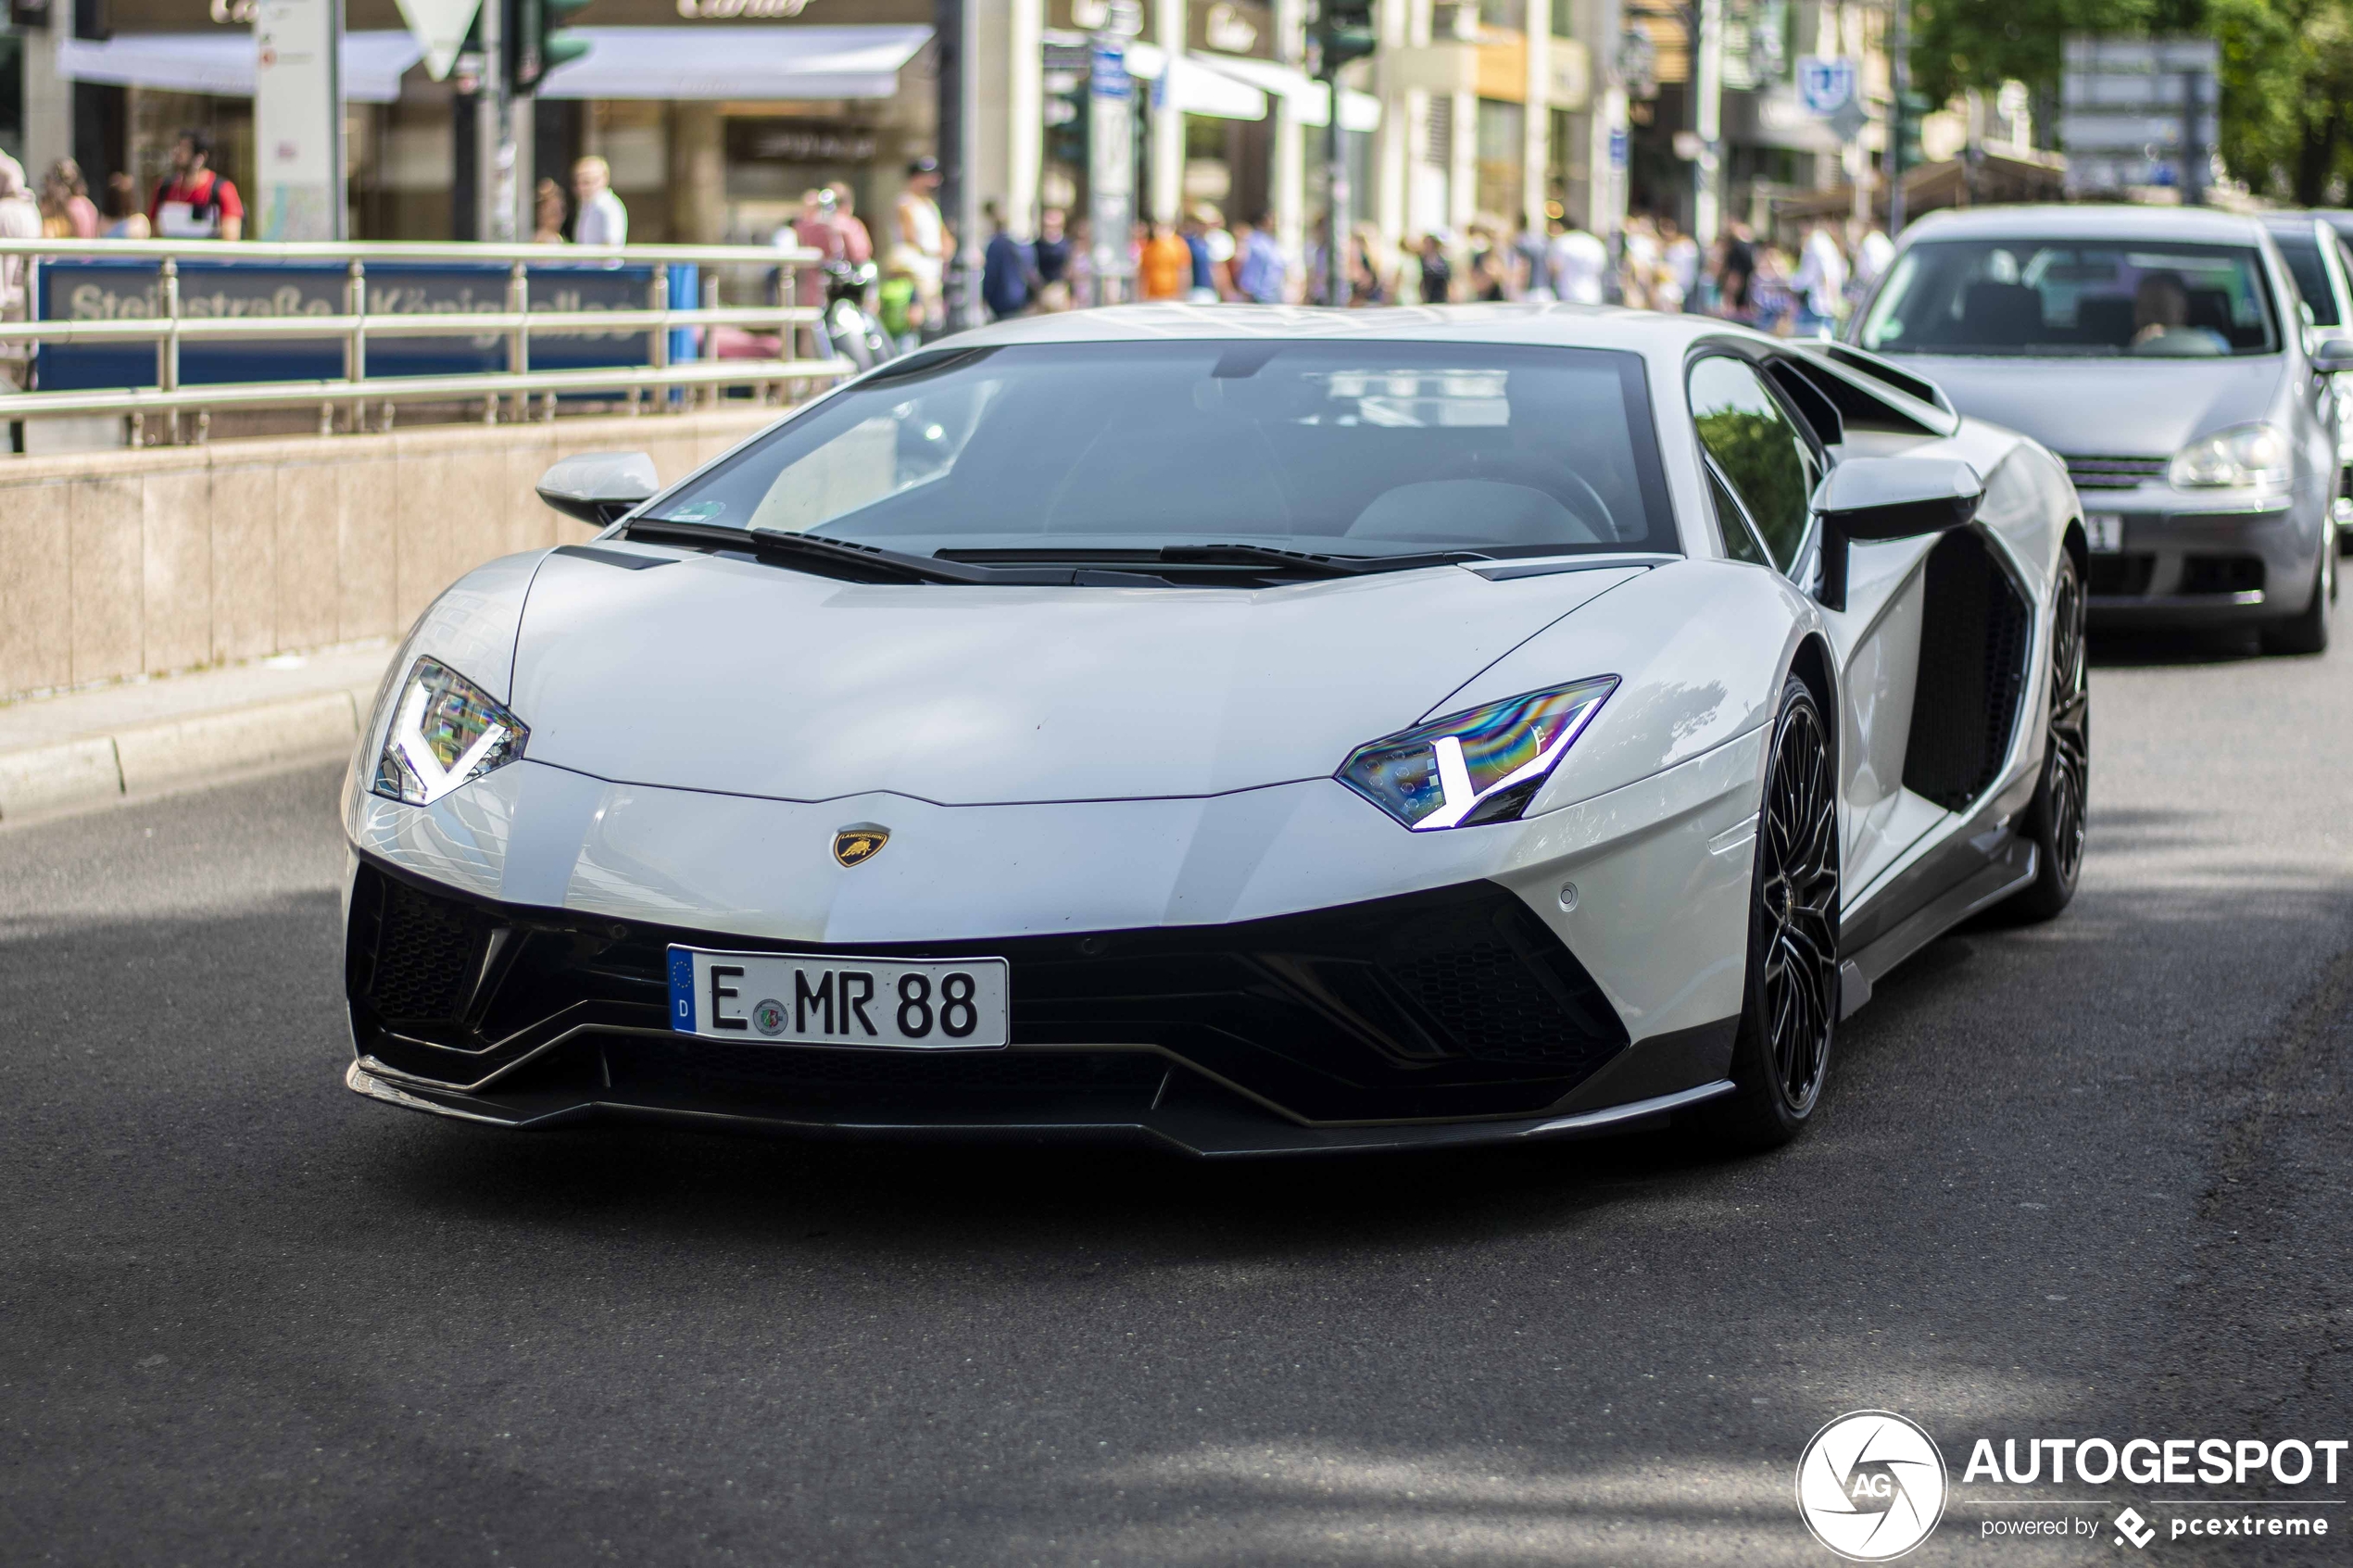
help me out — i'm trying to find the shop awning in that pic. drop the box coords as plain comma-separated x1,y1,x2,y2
56,31,425,102
537,26,932,100
1121,43,1268,120
1192,53,1381,132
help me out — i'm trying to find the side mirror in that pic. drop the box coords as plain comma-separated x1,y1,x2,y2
2312,336,2353,374
1809,457,1983,611
536,451,659,526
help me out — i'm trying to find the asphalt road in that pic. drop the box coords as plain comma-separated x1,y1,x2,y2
4,628,2349,1567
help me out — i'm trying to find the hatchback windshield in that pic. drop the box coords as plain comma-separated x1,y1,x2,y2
641,341,1675,560
1858,239,2281,358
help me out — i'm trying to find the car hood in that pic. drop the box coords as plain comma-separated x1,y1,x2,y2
507,547,1645,805
1890,353,2286,457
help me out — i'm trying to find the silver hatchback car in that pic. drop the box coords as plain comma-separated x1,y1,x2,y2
1852,205,2350,652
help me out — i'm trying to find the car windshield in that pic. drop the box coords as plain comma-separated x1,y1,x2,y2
639,341,1675,561
1858,239,2281,358
2271,230,2340,326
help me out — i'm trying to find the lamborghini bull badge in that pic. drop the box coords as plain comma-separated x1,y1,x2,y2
832,824,890,867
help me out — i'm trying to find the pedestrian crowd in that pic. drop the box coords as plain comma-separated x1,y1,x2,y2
1290,207,1894,335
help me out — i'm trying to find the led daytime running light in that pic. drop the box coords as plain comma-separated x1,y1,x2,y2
371,658,530,807
1338,677,1618,831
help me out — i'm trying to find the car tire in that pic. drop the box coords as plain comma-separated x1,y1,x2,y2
2004,552,2090,923
1696,674,1840,1151
2260,533,2333,656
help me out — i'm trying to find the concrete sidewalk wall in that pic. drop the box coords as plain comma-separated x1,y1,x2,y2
0,408,783,703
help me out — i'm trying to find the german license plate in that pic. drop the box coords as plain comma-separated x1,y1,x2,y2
2085,513,2124,553
667,947,1010,1048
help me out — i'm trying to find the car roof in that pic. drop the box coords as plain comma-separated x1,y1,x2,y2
937,301,1776,355
2259,213,2330,236
1895,203,2272,245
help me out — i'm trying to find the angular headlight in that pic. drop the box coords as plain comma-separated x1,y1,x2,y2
2169,421,2291,488
371,657,529,806
1338,677,1617,831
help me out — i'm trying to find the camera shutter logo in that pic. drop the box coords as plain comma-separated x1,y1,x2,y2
1795,1410,1948,1561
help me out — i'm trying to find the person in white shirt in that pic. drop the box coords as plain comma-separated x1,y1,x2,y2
1662,219,1701,313
896,157,951,337
1850,225,1894,307
1792,223,1847,337
572,157,628,248
1547,214,1609,306
0,154,41,407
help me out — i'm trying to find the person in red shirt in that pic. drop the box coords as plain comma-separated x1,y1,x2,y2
147,128,243,241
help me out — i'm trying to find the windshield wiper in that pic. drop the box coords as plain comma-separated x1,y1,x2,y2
937,543,1494,579
621,518,1079,585
1152,543,1493,576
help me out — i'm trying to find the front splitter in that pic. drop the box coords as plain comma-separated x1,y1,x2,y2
346,1059,1735,1160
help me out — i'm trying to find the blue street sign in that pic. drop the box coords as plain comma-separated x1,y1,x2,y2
32,259,661,392
1796,56,1856,117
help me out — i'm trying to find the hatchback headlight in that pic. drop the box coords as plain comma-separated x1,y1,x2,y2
2169,421,2291,488
371,658,530,806
1338,677,1617,831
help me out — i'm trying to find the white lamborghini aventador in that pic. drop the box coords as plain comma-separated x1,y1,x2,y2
340,304,2088,1156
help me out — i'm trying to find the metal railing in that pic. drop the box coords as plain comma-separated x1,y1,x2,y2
0,236,853,443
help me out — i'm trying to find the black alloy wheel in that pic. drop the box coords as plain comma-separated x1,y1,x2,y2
1701,675,1840,1150
2007,552,2091,922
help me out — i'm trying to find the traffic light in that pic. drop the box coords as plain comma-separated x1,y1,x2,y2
1313,0,1377,80
510,0,594,95
1891,89,1931,174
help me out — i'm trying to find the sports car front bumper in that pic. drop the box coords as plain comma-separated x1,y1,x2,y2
342,858,1738,1157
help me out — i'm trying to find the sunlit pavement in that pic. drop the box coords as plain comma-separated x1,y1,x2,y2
2,619,2347,1566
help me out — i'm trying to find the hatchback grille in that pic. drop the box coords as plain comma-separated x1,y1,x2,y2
2062,454,2166,490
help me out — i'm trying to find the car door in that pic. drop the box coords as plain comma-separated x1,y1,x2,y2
1688,352,1933,893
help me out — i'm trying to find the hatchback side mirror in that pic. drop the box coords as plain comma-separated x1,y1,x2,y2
536,451,660,526
1810,457,1984,610
2313,336,2353,374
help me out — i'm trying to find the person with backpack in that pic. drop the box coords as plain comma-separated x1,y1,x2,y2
147,128,243,240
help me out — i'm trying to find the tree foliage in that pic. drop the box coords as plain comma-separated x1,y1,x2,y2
1905,0,2353,203
2208,0,2353,201
1908,0,2164,110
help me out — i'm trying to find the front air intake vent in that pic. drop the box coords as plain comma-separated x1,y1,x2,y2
361,874,492,1023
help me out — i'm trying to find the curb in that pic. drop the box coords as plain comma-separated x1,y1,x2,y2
0,686,375,824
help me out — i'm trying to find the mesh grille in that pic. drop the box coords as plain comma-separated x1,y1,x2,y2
369,879,484,1022
2061,454,2166,490
1385,943,1586,1065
